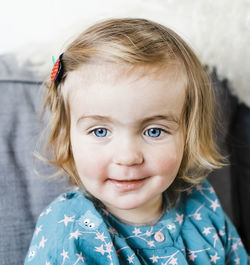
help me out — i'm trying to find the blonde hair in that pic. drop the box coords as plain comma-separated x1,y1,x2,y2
43,18,223,203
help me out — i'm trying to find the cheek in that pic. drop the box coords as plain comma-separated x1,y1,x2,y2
149,144,183,177
157,156,181,176
72,144,109,181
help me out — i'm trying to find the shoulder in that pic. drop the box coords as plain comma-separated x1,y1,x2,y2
25,189,107,264
35,189,106,233
182,179,222,218
176,180,226,246
36,189,96,226
179,179,228,241
176,180,248,264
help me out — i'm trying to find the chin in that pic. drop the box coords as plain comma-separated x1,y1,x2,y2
105,195,151,211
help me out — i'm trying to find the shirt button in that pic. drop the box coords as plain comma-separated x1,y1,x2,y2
154,231,165,242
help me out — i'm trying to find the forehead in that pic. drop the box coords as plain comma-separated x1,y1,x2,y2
63,63,186,96
63,63,187,123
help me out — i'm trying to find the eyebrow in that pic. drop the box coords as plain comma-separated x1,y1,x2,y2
77,114,180,125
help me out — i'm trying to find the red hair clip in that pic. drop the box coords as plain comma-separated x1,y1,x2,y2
50,54,64,84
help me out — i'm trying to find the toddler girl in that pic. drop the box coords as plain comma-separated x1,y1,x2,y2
25,18,249,264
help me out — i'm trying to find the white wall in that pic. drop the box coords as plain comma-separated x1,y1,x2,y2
1,0,250,105
0,0,177,55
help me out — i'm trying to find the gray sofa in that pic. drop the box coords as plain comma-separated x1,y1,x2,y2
0,54,237,264
0,55,68,265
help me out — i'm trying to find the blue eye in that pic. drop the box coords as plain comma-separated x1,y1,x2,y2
93,128,108,137
145,128,163,138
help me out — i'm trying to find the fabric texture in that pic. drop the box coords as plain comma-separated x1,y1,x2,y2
0,55,68,265
24,180,249,264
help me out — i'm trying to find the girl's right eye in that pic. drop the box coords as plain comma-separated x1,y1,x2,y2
92,128,108,137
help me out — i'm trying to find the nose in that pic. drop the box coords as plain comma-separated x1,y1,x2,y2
113,137,144,166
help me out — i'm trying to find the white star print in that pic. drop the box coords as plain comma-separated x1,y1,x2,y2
169,257,178,265
210,252,220,263
95,244,106,255
76,252,85,261
188,205,204,221
150,255,159,263
132,227,141,235
209,186,215,193
210,199,220,212
46,207,52,215
202,227,213,235
127,255,134,263
175,213,184,225
232,243,238,250
188,252,197,261
147,241,155,247
27,181,243,265
39,236,47,248
194,213,202,220
61,249,69,265
105,242,113,253
235,257,240,264
40,207,52,216
167,224,176,230
58,215,75,226
145,230,152,237
69,230,82,239
35,225,42,237
95,232,108,241
73,252,85,265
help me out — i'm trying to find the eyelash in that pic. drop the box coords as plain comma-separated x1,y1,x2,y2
89,127,168,138
89,128,110,138
144,128,167,138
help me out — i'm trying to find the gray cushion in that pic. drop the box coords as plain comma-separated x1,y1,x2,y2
0,55,68,265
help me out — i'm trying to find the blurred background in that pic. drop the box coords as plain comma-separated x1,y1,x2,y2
1,0,249,100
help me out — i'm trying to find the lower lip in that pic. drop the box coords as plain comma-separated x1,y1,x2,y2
108,178,147,192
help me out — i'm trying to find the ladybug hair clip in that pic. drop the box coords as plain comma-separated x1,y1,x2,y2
50,53,64,84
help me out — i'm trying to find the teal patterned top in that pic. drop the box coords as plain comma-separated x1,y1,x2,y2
24,180,249,264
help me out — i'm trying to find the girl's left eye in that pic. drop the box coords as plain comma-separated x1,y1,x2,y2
144,128,165,138
92,128,108,137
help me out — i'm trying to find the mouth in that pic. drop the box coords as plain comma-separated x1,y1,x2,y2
107,177,148,192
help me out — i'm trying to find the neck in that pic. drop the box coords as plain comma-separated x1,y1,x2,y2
104,195,165,225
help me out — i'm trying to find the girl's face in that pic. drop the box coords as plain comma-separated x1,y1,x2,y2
68,64,186,224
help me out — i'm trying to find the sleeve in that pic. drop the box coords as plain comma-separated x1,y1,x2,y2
184,180,249,264
24,206,57,264
24,193,77,265
24,191,115,265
